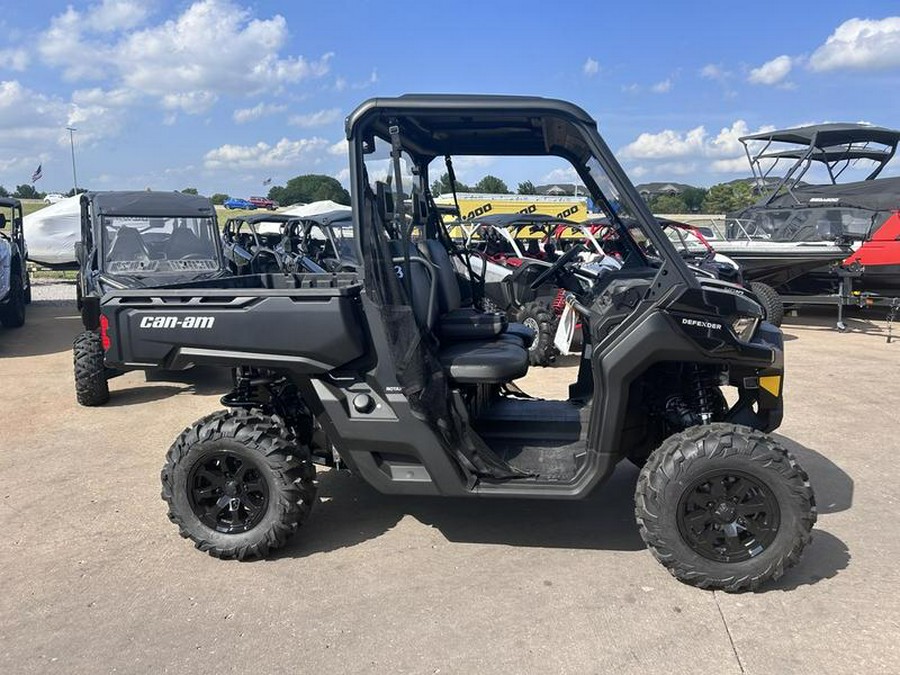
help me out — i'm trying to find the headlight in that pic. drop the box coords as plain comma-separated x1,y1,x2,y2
731,315,759,342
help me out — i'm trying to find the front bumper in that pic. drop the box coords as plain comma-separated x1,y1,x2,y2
726,321,784,432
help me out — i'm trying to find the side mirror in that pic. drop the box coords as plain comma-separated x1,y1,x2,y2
0,213,6,229
74,241,86,265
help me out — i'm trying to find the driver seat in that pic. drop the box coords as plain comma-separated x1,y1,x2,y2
422,239,534,348
165,227,208,259
107,227,150,262
390,240,529,385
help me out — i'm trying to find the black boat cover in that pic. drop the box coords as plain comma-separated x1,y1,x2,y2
762,176,900,212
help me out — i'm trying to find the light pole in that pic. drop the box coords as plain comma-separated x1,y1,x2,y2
66,126,78,194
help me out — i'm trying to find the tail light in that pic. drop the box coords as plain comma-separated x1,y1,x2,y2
99,314,111,350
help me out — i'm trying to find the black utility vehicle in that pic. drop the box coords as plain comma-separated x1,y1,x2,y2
99,96,815,590
0,197,30,328
285,210,359,273
73,191,229,405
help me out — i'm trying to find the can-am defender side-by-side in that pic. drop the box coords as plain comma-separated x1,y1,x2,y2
0,197,31,328
73,191,230,406
99,96,815,590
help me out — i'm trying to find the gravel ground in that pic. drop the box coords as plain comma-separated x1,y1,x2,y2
28,279,77,304
2,296,899,674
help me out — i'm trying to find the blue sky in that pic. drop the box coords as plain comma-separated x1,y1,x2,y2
1,1,899,197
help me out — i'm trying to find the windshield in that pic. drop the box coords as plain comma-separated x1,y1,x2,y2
101,215,220,274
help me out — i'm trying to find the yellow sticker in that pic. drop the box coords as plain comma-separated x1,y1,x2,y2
759,375,781,397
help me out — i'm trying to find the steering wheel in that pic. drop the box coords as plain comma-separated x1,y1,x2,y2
529,243,584,289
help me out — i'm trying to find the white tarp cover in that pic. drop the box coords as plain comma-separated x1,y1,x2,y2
22,195,81,267
279,200,351,217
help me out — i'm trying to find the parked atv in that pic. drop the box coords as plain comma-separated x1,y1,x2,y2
0,197,31,328
282,210,358,273
73,191,229,405
99,95,815,591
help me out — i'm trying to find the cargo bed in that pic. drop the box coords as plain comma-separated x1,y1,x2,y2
101,272,369,372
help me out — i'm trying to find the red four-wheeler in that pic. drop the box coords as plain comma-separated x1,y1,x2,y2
99,96,815,590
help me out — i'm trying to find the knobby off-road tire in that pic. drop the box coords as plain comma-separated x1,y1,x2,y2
516,301,557,366
73,330,110,406
749,281,784,327
0,269,26,327
161,409,317,560
635,423,815,592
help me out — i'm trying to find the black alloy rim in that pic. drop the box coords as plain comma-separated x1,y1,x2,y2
677,470,780,563
188,453,270,533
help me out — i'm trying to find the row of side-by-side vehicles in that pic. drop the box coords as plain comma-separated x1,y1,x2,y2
59,96,900,591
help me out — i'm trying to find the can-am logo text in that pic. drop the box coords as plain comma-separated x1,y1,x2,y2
139,316,215,329
681,317,722,331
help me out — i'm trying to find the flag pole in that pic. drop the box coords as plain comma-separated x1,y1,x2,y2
66,126,78,194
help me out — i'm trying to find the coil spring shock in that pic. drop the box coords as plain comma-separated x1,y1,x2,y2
690,364,718,424
551,288,567,315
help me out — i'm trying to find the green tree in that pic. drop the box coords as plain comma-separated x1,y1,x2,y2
473,175,510,194
13,184,40,199
681,186,708,213
517,180,536,195
703,182,755,214
648,193,688,214
0,185,8,198
210,193,229,205
430,172,470,196
268,174,350,206
181,187,199,195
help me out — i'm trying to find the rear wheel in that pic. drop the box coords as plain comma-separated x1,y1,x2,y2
635,423,815,591
516,300,556,366
161,409,317,560
73,330,110,406
749,281,784,327
0,268,26,327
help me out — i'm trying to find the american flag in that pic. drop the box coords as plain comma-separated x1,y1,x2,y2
31,164,42,183
262,177,272,186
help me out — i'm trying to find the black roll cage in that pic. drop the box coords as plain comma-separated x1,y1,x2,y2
344,95,699,298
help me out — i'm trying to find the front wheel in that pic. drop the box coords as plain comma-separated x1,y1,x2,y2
161,410,317,559
635,423,815,591
73,330,110,406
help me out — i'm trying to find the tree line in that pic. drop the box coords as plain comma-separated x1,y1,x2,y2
3,172,758,214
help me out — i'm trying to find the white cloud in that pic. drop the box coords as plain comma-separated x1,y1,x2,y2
233,102,287,124
700,63,729,81
620,120,777,176
583,58,599,77
622,126,708,159
88,0,152,32
38,0,333,114
651,78,673,94
328,140,349,156
288,107,342,128
809,17,900,71
621,83,641,94
0,49,29,71
204,137,330,170
748,55,793,85
541,167,582,184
